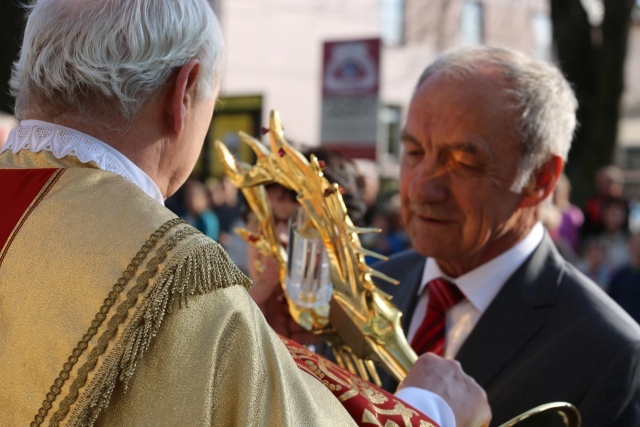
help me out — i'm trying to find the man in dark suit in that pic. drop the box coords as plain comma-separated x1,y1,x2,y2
374,45,640,426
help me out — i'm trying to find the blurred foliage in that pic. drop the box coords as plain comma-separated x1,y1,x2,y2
0,0,25,114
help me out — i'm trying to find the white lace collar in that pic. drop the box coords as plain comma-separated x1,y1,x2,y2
1,120,164,205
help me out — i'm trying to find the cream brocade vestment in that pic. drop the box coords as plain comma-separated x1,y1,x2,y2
0,150,356,426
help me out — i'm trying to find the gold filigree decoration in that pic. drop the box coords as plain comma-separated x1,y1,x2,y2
215,110,417,384
351,377,389,405
281,337,433,427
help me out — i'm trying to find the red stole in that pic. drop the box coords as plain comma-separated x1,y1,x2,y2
281,336,439,427
0,168,63,265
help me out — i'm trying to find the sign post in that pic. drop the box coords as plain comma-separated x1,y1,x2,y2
320,38,381,160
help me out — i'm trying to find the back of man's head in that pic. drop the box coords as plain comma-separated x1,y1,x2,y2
10,0,224,124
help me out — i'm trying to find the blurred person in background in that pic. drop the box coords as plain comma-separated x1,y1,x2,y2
582,164,629,239
182,177,220,241
361,194,410,263
608,233,640,324
596,197,632,271
577,195,633,287
553,173,584,252
353,159,382,225
576,238,613,290
208,176,242,243
540,198,579,265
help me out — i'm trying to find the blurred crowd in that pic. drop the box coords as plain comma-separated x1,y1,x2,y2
165,148,412,271
541,165,640,323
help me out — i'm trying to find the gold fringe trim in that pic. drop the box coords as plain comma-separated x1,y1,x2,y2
65,231,250,426
49,223,195,426
31,217,184,427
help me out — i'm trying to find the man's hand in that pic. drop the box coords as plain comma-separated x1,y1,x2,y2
399,353,491,427
247,253,281,307
247,253,320,346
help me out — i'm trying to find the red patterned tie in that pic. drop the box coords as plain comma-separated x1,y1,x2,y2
410,278,465,356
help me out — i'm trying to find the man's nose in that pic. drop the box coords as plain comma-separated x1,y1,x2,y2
409,162,449,203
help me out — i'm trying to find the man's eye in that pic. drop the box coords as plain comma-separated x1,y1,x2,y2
450,152,479,171
401,149,422,167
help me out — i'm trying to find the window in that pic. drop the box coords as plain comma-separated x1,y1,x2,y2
379,105,402,160
380,0,405,46
531,13,552,62
460,0,483,45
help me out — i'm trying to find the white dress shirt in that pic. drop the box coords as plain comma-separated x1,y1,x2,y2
408,223,545,359
396,387,455,426
1,120,164,205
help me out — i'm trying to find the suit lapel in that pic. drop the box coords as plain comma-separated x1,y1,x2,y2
387,253,425,332
374,251,425,391
456,236,564,388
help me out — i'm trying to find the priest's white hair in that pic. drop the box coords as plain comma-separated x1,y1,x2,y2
10,0,224,122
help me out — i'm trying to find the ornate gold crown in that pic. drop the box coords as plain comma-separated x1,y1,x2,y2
214,110,417,384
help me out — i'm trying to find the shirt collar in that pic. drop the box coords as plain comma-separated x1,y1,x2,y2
2,119,164,205
419,222,545,312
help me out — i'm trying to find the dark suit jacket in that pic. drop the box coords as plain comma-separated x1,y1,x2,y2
373,235,640,427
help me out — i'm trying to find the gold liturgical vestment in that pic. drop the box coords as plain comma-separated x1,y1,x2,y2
0,150,356,426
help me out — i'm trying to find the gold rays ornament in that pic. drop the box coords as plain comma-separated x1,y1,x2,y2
214,110,417,384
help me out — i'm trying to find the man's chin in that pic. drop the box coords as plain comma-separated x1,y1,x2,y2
411,242,454,259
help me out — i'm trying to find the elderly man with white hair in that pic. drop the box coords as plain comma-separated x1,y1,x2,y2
0,1,492,426
372,45,640,426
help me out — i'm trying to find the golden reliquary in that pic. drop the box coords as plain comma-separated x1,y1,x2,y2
215,110,580,427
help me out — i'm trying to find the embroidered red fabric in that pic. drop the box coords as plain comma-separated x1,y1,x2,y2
280,336,439,427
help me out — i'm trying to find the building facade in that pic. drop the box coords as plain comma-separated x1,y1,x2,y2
211,0,551,175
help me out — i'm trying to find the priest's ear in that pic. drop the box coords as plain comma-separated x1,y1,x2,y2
519,155,563,208
165,59,201,134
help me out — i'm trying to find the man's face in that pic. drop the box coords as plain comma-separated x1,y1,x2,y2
400,69,530,277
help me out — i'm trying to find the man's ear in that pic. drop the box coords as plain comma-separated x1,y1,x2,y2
166,59,201,134
519,155,564,208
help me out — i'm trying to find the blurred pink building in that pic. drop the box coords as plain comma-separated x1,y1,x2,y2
213,0,551,175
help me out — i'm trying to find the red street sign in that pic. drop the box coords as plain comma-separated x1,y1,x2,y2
322,38,381,96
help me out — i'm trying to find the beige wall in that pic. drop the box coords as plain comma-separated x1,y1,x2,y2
483,0,548,53
220,0,381,146
219,0,550,150
624,25,640,113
